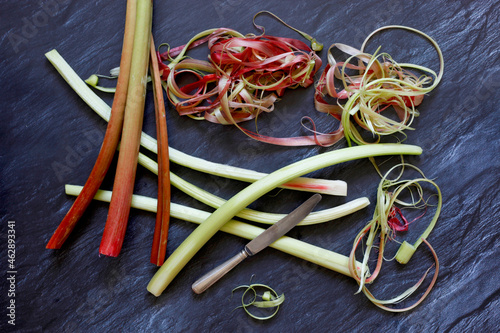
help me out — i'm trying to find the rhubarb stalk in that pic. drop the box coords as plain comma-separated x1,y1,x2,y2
44,49,348,196
148,144,423,296
99,0,153,257
149,35,171,266
136,151,369,225
45,0,137,249
65,184,364,278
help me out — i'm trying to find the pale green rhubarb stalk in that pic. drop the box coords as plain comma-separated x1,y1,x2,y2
147,144,423,296
45,0,137,249
99,0,153,257
44,50,348,197
65,185,363,277
136,151,369,225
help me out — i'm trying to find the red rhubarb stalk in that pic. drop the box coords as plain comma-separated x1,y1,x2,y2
46,0,138,249
149,36,171,266
99,0,153,257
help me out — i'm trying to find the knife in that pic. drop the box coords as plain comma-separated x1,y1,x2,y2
192,193,322,294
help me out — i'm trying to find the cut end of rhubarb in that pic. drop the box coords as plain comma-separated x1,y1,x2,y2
98,246,121,258
99,233,125,258
282,178,347,196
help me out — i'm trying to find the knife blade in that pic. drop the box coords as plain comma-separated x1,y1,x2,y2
192,193,322,294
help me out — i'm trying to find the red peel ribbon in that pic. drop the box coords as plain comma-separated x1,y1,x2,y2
162,29,344,146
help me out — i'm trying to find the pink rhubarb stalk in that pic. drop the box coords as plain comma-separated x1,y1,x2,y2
149,36,171,266
46,0,137,249
99,0,153,257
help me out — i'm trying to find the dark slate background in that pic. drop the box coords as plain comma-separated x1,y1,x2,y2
1,0,499,332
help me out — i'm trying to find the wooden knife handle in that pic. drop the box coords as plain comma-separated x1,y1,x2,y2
192,249,249,294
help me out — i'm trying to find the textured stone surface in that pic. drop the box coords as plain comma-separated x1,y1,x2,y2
1,0,499,331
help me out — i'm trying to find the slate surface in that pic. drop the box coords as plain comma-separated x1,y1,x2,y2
1,0,499,332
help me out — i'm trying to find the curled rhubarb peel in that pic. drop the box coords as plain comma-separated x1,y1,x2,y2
314,26,444,147
162,26,345,146
348,163,442,311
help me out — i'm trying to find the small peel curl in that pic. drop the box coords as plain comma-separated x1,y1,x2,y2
84,74,117,93
232,282,285,320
